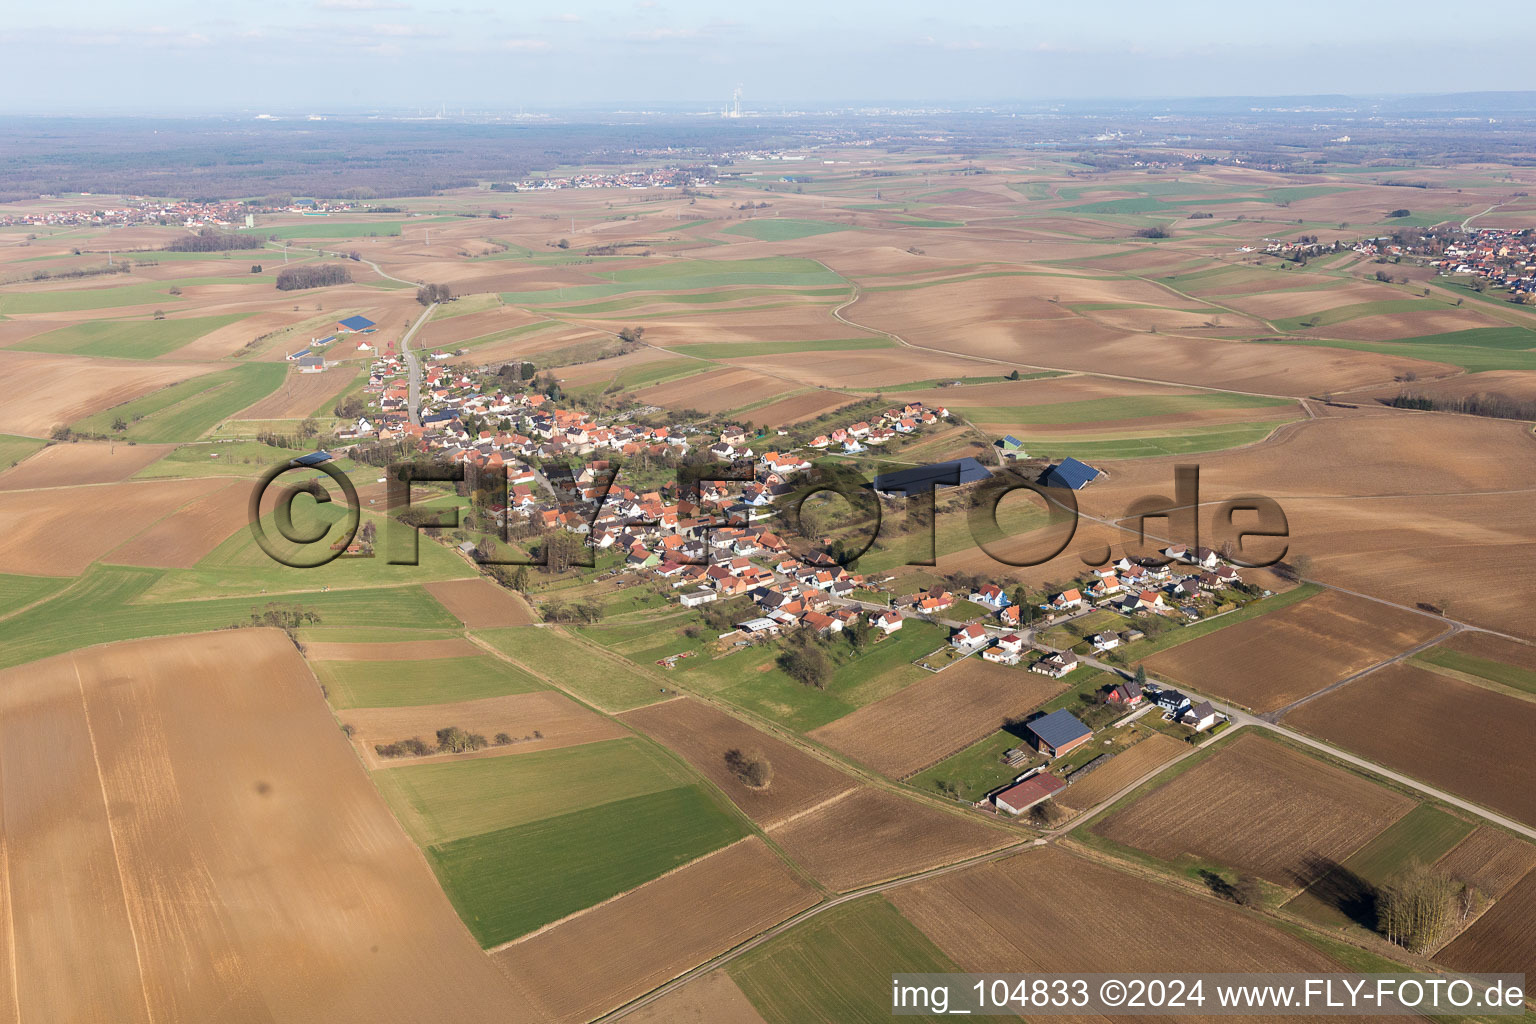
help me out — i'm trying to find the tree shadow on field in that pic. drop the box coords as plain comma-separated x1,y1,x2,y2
1292,854,1379,930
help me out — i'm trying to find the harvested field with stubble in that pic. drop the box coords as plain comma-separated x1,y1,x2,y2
234,363,356,419
1433,827,1536,900
0,439,174,488
490,837,819,1024
1095,732,1415,887
425,576,536,626
0,629,531,1024
1437,869,1536,980
1054,732,1186,812
633,366,791,412
1143,589,1446,713
1285,661,1536,829
766,786,1010,891
0,350,216,436
0,476,230,575
808,659,1063,779
343,689,629,768
623,971,768,1024
890,845,1399,1014
620,697,857,828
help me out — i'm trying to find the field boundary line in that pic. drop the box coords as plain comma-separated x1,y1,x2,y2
482,835,758,953
758,785,861,834
72,659,158,1024
0,743,18,1024
1261,626,1460,722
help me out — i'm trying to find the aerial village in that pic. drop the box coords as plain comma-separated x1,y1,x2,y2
310,324,1259,820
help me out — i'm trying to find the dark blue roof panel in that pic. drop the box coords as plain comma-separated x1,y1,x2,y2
871,457,992,494
1027,708,1092,749
1040,456,1100,490
338,314,377,331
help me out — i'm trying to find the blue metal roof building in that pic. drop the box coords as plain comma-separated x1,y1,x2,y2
1039,456,1101,490
871,457,992,496
1027,708,1092,757
337,314,377,333
290,450,332,467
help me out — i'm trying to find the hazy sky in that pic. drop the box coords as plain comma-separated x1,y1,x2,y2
4,0,1531,113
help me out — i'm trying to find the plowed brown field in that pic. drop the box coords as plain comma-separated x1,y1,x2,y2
0,629,531,1023
1285,662,1536,829
1095,732,1414,887
810,659,1063,779
620,697,857,828
490,837,818,1024
424,577,536,626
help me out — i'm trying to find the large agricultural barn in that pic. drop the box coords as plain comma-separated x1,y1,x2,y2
871,457,992,497
1027,709,1093,758
1038,457,1101,490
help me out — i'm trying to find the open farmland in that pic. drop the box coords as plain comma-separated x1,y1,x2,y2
890,845,1387,1000
1285,661,1536,829
302,637,483,661
0,350,216,436
808,658,1063,778
1094,732,1416,887
0,439,173,488
633,365,793,413
492,838,819,1024
341,689,629,768
1142,589,1447,713
619,697,858,828
623,971,768,1024
424,576,536,626
100,478,252,568
727,897,959,1024
1436,869,1536,979
1432,827,1536,900
233,362,357,419
476,626,669,712
0,630,530,1023
312,653,545,709
765,786,1010,891
427,785,748,946
1414,630,1536,696
1054,732,1186,812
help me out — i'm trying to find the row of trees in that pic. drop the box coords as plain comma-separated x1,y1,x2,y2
1389,390,1536,421
275,264,351,290
163,228,263,252
416,282,453,305
375,725,540,759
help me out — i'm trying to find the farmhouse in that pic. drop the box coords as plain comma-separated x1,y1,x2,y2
1183,701,1220,731
970,583,1009,609
1153,689,1191,715
1027,709,1093,758
1090,631,1121,651
1050,588,1083,611
1031,651,1079,678
1107,679,1143,705
870,609,904,633
1038,457,1101,491
993,772,1066,815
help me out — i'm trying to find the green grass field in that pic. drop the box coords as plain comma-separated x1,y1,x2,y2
261,218,455,240
132,442,347,479
662,337,893,359
1252,334,1536,373
1025,421,1290,461
1284,804,1475,929
730,896,959,1024
964,393,1295,427
475,626,668,711
314,655,544,710
1271,298,1448,333
0,434,45,467
426,784,747,947
0,566,461,668
0,573,70,619
0,276,271,314
15,314,250,360
908,727,1038,802
678,620,949,733
500,256,844,306
721,219,851,241
371,736,693,845
430,292,501,318
1413,647,1536,696
73,362,287,442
